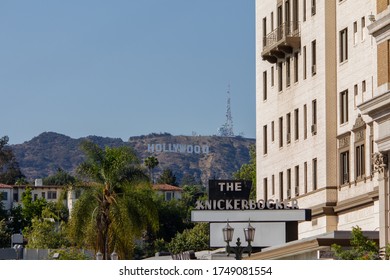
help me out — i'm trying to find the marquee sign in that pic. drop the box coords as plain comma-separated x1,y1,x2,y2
208,180,252,200
191,179,312,249
195,198,299,210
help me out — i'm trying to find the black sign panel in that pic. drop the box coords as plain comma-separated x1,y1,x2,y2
208,180,252,201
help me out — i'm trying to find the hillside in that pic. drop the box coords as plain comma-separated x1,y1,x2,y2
11,132,255,185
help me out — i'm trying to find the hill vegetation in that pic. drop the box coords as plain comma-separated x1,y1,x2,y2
11,132,255,185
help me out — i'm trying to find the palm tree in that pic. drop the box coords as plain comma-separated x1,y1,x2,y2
68,141,158,259
144,156,159,183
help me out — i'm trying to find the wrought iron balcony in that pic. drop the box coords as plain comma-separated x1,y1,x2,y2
261,21,301,64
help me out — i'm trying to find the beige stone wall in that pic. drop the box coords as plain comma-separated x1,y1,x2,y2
377,40,390,87
256,0,379,239
377,0,390,13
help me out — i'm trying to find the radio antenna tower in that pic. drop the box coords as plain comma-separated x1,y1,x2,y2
218,84,234,137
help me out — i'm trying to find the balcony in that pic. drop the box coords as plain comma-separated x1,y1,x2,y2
261,21,301,64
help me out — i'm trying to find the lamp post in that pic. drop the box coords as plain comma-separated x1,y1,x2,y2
96,251,103,260
13,244,23,260
110,251,118,260
96,250,119,260
222,220,255,260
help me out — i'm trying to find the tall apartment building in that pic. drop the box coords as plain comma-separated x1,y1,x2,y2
255,0,390,258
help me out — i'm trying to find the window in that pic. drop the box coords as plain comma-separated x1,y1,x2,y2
294,52,299,83
285,0,291,24
312,158,317,190
263,125,268,155
287,168,292,198
263,71,267,101
370,132,374,175
75,190,82,199
311,40,317,75
294,108,299,140
278,62,283,92
263,17,267,47
1,192,7,201
13,193,18,202
304,161,308,193
340,28,348,63
362,80,366,93
263,178,268,200
279,117,284,148
271,121,275,142
353,21,358,45
293,0,299,31
354,84,358,108
295,165,299,196
33,194,38,201
272,174,275,195
303,46,307,79
303,0,306,22
272,175,275,195
271,12,274,31
312,99,317,134
41,192,46,199
279,171,284,201
361,17,365,41
287,113,291,144
340,151,349,184
271,66,275,87
165,192,174,201
48,191,57,200
286,57,291,87
355,144,365,180
304,104,308,139
311,0,316,16
340,90,349,124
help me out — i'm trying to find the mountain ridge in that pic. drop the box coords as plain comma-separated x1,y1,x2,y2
11,131,255,185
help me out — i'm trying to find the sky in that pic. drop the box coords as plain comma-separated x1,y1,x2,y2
0,0,256,145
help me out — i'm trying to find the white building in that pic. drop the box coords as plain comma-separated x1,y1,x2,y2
0,184,13,211
254,0,390,259
153,184,183,201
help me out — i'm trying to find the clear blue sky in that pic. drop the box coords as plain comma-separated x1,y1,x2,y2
0,0,255,144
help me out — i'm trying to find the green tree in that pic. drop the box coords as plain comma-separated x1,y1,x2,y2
43,168,76,186
331,226,380,260
233,144,256,199
180,184,206,224
68,141,158,259
48,248,92,260
21,186,48,227
144,156,159,183
158,168,177,186
0,136,24,184
0,219,11,248
23,214,69,249
167,223,209,254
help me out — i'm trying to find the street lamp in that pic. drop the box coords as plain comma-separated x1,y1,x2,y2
13,244,23,260
222,220,255,260
96,251,103,260
96,250,119,260
110,251,118,260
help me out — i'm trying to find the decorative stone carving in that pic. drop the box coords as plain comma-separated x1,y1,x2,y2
372,152,388,174
352,114,366,131
339,135,350,149
355,130,365,142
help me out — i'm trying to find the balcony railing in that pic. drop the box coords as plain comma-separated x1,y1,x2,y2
261,21,301,64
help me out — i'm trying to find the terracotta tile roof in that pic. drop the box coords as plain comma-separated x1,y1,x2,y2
153,184,183,192
11,185,65,189
0,184,12,189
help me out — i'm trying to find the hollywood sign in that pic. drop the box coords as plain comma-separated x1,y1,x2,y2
147,143,210,154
